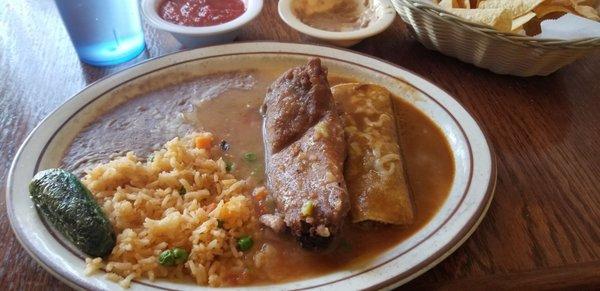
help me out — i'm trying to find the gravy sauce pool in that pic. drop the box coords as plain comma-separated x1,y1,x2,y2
62,69,454,285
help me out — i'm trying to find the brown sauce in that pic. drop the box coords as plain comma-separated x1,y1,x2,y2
187,75,454,284
62,70,454,285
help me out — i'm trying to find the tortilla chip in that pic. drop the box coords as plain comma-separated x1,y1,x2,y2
478,0,545,18
447,8,513,31
570,0,600,20
511,11,537,30
439,0,460,8
533,4,572,18
573,0,596,5
513,27,527,35
544,0,572,5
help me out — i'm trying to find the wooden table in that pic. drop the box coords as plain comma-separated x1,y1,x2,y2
1,1,599,290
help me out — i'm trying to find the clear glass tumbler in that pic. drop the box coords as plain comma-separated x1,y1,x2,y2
54,0,146,66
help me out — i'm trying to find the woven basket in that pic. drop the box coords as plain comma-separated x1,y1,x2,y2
392,0,600,76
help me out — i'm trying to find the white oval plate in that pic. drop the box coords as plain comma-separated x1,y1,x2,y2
6,42,495,290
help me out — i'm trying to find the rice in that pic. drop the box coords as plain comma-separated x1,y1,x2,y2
83,132,258,287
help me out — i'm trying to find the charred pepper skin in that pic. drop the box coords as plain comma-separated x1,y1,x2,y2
29,169,116,257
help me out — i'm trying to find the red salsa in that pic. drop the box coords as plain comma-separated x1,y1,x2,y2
159,0,246,27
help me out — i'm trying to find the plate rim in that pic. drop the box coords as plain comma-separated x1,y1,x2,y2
6,41,496,290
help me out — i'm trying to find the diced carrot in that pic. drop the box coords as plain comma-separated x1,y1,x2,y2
195,133,214,150
253,191,267,201
252,187,268,201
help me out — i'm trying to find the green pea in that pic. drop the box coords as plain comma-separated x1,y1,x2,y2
237,235,253,251
243,152,257,162
225,161,234,172
301,200,314,217
158,249,175,266
172,247,188,264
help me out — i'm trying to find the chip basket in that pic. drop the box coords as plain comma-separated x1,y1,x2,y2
391,0,600,76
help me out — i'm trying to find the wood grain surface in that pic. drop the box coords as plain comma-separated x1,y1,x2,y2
1,0,599,290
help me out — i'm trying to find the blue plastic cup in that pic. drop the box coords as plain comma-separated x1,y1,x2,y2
54,0,146,66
